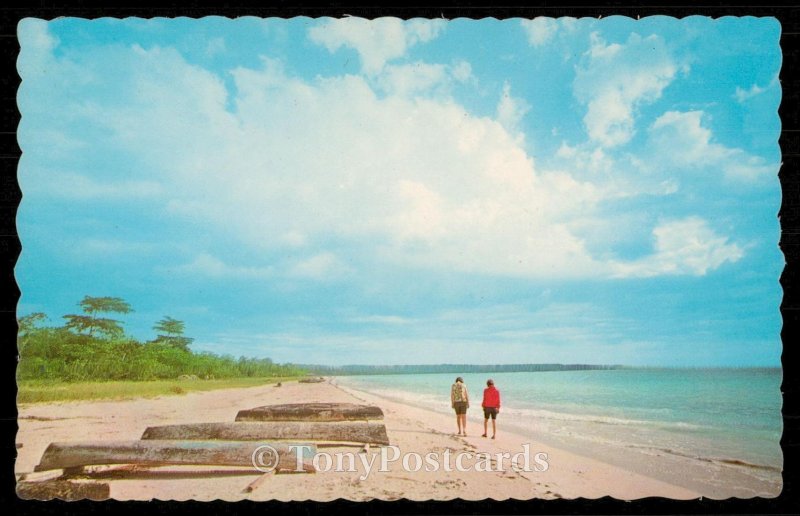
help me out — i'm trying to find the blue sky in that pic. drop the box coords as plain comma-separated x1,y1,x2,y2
16,16,782,366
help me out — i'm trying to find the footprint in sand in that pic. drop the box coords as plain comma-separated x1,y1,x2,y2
434,479,466,488
381,489,401,499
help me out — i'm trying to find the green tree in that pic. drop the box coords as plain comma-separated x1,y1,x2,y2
152,316,194,352
63,296,133,339
17,312,48,336
17,312,49,356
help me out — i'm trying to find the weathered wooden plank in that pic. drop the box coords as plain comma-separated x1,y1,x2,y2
16,480,110,501
34,440,316,473
236,403,384,422
242,470,274,493
241,458,316,494
142,421,390,445
16,469,63,483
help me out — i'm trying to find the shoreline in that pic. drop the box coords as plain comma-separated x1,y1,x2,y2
16,378,770,501
334,377,782,499
328,379,703,500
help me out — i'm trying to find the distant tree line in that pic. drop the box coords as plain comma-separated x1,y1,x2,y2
17,295,306,382
302,363,625,376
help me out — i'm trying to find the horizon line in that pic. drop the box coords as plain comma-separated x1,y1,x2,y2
296,363,781,370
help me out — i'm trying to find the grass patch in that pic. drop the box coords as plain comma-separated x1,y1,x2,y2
17,376,299,404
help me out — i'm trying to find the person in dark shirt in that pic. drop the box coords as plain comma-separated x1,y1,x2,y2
481,379,501,439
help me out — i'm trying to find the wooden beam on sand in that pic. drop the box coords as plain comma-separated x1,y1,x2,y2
142,421,390,446
34,440,316,473
16,480,110,501
236,403,384,422
241,460,315,494
242,470,274,493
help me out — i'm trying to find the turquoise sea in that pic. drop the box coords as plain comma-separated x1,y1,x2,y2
337,368,783,496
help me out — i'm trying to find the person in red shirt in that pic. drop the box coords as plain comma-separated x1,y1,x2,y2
481,379,501,439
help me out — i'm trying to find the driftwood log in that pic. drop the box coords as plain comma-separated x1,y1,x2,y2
236,403,384,422
34,440,316,473
241,460,316,494
142,421,390,445
16,479,110,501
298,377,325,383
242,471,274,493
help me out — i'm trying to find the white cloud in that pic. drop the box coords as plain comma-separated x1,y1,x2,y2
202,302,650,364
521,18,558,47
611,217,744,278
79,238,156,257
734,82,765,102
560,18,579,33
349,314,413,325
378,62,447,96
520,18,580,50
205,36,226,58
288,252,353,280
174,253,275,280
734,75,777,103
281,230,308,248
575,32,678,148
137,55,613,278
552,140,677,199
172,250,351,282
17,18,58,77
308,17,445,75
450,60,472,82
496,81,531,136
376,60,471,97
220,62,615,280
23,34,743,281
649,110,777,181
55,237,158,263
23,170,163,200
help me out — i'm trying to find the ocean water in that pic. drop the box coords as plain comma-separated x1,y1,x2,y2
337,368,783,495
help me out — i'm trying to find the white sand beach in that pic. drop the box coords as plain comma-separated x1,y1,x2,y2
17,378,720,501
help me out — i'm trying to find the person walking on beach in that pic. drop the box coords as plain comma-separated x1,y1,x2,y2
481,379,501,439
451,377,469,436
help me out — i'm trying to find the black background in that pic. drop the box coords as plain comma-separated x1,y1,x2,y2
1,2,797,515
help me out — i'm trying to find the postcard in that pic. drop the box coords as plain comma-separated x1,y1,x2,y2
15,15,783,501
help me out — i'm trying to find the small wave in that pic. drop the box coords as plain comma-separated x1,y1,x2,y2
341,380,708,431
633,446,782,472
717,458,783,472
505,407,707,431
